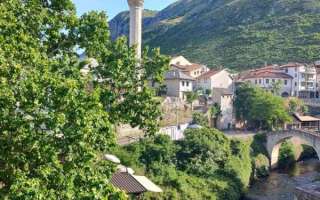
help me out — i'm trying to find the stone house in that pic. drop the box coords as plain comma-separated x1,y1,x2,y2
164,69,194,99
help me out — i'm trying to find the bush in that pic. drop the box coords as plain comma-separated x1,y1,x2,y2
118,128,253,200
253,154,270,178
278,141,296,169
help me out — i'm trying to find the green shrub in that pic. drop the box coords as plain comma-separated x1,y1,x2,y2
278,141,296,169
253,154,270,178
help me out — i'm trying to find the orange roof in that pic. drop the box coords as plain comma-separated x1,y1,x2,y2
242,70,293,79
280,62,305,68
197,69,222,79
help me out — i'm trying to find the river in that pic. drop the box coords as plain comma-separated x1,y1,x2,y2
245,159,320,200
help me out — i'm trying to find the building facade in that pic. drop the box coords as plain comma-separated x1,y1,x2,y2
164,69,194,99
279,63,317,98
195,69,233,91
170,56,209,78
212,88,235,130
237,63,318,98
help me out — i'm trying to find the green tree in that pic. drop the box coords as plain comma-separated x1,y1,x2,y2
185,91,198,111
177,128,231,176
210,103,222,127
192,112,209,127
270,80,282,96
286,97,308,114
234,83,291,130
0,0,168,198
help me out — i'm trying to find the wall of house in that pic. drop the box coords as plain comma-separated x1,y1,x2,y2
217,95,234,130
210,70,233,90
247,77,293,96
281,65,317,97
165,79,193,99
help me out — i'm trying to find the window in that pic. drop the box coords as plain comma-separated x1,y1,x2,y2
259,79,262,84
255,79,258,84
186,81,189,87
285,68,288,73
295,73,297,78
182,81,185,86
284,80,288,85
272,79,275,83
266,79,269,84
295,82,297,86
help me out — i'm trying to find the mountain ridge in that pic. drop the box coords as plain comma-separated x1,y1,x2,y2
110,0,320,70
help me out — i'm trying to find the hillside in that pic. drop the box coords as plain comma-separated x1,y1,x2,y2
110,0,320,70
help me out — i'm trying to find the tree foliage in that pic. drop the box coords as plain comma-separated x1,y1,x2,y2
234,83,291,130
0,0,169,198
116,128,252,200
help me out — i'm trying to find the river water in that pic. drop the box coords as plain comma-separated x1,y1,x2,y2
245,159,320,200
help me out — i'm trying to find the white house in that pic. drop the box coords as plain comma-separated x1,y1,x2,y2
238,65,294,97
195,69,233,91
279,63,317,98
164,69,194,99
170,56,209,78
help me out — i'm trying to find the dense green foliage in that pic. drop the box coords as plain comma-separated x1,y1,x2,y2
116,128,252,200
278,141,296,169
110,0,320,70
191,112,209,127
234,83,291,130
0,0,168,198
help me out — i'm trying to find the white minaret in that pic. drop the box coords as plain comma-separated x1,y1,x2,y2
127,0,144,59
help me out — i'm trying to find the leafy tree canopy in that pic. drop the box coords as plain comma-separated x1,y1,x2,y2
234,83,291,130
0,0,169,199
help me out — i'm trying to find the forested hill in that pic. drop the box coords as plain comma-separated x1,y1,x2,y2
110,0,320,70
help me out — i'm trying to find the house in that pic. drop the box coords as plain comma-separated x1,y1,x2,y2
170,56,209,78
236,63,318,98
279,63,317,98
237,65,294,97
164,69,194,99
195,69,233,92
212,88,235,130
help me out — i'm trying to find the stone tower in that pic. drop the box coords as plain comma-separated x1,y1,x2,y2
127,0,144,59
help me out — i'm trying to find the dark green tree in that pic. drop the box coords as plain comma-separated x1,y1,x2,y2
234,83,291,130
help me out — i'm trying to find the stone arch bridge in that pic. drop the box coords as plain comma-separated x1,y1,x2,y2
266,130,320,169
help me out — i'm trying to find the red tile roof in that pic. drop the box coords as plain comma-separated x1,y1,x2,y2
242,71,293,79
280,62,305,68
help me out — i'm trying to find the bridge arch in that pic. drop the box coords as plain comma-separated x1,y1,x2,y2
266,130,320,169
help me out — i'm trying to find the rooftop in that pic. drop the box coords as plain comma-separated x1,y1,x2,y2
294,113,320,122
111,172,163,194
197,69,222,79
165,69,194,80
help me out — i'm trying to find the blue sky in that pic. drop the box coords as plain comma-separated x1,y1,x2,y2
72,0,177,19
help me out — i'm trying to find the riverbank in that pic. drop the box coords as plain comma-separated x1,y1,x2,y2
245,159,320,200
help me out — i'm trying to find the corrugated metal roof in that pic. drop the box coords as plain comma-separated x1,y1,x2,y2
111,172,146,194
110,172,163,194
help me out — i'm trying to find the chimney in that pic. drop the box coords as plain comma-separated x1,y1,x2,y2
127,0,144,60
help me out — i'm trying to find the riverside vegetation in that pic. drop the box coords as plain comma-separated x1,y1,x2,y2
114,128,253,200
